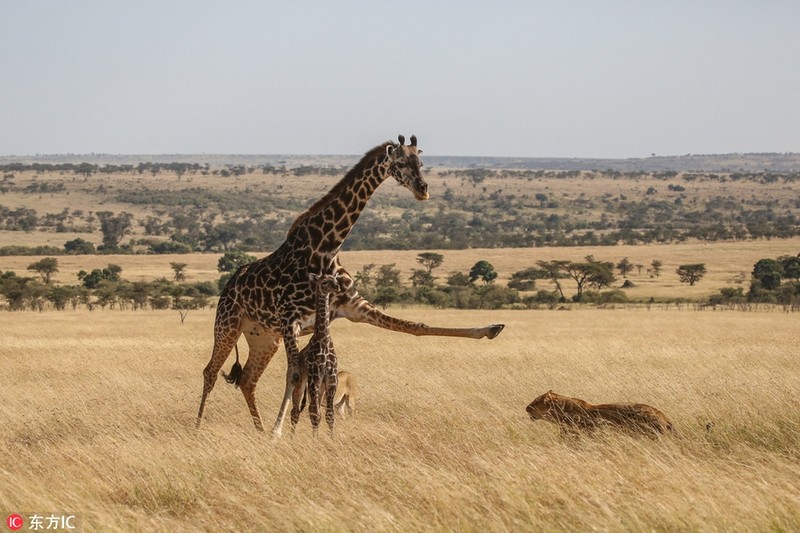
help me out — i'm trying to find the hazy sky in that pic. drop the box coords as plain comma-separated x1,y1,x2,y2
2,1,799,158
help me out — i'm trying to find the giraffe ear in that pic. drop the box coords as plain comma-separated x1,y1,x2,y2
385,144,396,158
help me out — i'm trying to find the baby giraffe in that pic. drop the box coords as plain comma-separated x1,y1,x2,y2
290,272,342,435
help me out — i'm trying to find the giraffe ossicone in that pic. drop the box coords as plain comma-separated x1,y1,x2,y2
196,135,505,434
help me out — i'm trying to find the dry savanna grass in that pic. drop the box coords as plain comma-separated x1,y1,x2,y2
1,307,799,531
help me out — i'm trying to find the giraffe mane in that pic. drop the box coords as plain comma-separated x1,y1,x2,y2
287,141,393,236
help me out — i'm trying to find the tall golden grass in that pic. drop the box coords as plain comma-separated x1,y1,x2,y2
2,306,799,531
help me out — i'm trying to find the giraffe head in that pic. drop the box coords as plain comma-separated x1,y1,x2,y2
385,134,429,201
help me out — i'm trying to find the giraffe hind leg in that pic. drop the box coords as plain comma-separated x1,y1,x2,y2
238,336,280,432
196,330,241,428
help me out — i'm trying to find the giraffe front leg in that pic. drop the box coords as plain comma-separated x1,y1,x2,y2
272,323,302,437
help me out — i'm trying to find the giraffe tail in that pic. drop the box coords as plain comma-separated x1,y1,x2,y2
222,345,243,388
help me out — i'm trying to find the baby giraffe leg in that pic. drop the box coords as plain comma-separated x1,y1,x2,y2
325,371,337,436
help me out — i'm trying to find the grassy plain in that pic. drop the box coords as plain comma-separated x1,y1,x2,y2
1,306,799,531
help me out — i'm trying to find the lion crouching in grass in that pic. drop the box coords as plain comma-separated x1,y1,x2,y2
526,390,675,437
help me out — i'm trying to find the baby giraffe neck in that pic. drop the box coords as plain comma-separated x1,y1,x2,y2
314,289,331,338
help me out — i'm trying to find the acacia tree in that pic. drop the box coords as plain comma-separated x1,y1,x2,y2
412,252,444,288
171,262,188,282
650,259,663,277
560,257,615,302
676,263,707,286
535,260,569,302
616,257,634,278
27,257,59,284
416,252,444,274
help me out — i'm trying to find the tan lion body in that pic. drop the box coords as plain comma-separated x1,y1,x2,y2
302,370,358,418
328,370,358,418
527,390,675,436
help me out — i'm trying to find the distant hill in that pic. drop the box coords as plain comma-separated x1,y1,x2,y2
1,152,799,172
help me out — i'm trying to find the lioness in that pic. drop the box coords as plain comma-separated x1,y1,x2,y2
300,370,358,418
526,390,675,436
329,369,358,418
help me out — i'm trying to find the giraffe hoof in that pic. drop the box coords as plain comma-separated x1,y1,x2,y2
487,324,505,339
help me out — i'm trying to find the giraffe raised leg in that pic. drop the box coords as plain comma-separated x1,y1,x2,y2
340,296,505,339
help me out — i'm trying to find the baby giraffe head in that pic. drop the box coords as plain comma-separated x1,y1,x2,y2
309,272,343,297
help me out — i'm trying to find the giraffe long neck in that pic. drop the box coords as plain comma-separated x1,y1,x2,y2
288,145,391,255
314,289,331,339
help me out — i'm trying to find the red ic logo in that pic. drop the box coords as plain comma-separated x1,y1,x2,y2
6,514,23,531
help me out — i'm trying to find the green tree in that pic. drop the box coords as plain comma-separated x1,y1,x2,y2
410,269,435,288
507,267,540,291
373,264,407,309
78,264,122,289
469,260,497,285
217,250,257,273
445,271,472,288
779,254,800,282
96,211,134,250
616,257,634,278
171,262,188,282
27,257,59,284
751,258,782,290
63,237,96,254
676,263,707,286
650,259,663,277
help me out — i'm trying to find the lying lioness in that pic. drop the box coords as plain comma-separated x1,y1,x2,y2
527,390,675,436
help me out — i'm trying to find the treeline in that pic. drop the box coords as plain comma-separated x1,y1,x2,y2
708,254,800,310
0,161,348,178
0,264,217,312
3,164,800,251
4,251,800,313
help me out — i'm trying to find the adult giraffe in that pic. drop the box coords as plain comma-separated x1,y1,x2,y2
196,135,505,435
